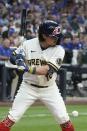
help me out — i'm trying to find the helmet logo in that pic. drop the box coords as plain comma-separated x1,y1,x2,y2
52,27,61,35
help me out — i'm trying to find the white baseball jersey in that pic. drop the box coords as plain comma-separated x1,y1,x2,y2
8,37,69,124
15,37,65,86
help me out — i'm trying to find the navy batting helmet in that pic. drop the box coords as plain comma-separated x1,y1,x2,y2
38,20,62,44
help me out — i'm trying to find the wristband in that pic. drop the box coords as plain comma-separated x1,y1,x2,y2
29,67,36,74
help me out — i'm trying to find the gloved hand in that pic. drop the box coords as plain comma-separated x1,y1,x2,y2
16,58,29,72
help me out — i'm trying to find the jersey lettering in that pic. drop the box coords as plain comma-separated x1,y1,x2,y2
28,59,47,66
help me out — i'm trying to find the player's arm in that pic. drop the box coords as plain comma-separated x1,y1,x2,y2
38,46,65,79
28,48,64,76
26,61,61,81
27,60,61,76
30,65,49,75
10,54,60,76
9,47,48,74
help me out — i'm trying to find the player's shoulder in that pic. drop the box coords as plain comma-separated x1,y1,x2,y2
56,45,65,51
23,37,38,46
56,45,65,55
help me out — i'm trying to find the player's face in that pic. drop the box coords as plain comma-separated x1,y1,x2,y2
41,36,58,48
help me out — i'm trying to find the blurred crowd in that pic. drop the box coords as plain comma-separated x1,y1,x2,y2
0,0,87,100
0,0,87,44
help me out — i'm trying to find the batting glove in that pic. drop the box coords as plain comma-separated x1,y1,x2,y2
16,59,29,72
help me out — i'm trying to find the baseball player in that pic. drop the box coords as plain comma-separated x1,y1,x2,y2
0,20,74,131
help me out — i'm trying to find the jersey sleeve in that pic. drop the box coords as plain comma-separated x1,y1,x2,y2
45,46,65,71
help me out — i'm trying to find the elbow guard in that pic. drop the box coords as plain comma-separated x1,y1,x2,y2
45,64,56,81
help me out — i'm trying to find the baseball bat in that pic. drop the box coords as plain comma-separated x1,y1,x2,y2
20,8,27,36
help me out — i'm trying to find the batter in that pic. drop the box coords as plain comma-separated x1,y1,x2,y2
0,20,74,131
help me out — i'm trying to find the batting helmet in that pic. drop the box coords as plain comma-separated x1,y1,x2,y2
38,20,62,44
